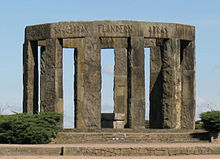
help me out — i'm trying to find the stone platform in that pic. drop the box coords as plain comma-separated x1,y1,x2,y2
52,129,210,144
0,143,220,156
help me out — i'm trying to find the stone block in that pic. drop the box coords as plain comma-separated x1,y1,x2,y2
100,37,128,48
113,121,124,129
114,76,127,86
114,48,127,75
181,41,195,70
181,99,195,129
114,113,125,121
210,132,220,143
144,38,156,47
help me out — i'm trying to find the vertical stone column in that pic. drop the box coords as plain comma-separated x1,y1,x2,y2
162,38,181,129
75,37,101,129
114,48,127,126
149,44,163,128
23,40,38,114
40,46,46,112
181,41,195,129
40,38,63,114
128,36,145,129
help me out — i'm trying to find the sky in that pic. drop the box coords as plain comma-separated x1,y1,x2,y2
0,0,220,127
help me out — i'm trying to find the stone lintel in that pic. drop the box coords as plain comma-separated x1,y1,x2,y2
25,21,195,41
144,38,156,47
100,38,128,48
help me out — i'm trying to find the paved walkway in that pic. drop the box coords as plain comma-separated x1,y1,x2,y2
1,155,220,159
0,143,219,147
0,143,220,158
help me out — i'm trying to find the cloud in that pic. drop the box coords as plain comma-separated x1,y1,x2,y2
214,64,220,70
0,102,22,115
196,96,206,106
102,65,114,75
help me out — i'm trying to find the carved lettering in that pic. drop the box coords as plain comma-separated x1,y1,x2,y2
147,26,168,35
55,24,89,35
98,25,133,33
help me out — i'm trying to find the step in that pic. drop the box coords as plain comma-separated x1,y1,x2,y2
0,143,220,156
52,130,210,144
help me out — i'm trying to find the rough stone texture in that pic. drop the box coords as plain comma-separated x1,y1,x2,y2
63,145,220,156
144,38,156,47
181,40,196,129
150,45,163,128
1,143,220,156
40,38,63,114
23,40,38,114
128,36,145,129
73,39,85,129
0,146,62,156
82,36,101,128
100,37,128,48
25,21,195,41
23,21,196,130
40,46,46,112
114,48,127,127
113,121,124,129
114,113,125,121
53,130,210,144
162,38,182,129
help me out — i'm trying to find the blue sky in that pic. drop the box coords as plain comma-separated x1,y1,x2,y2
0,0,220,127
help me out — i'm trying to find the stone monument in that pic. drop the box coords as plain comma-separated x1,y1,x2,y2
23,21,195,130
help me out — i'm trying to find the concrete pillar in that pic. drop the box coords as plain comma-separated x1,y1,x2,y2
162,38,181,129
75,37,101,129
149,45,163,128
128,36,145,129
40,38,63,114
23,40,38,114
181,40,196,129
114,48,127,127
